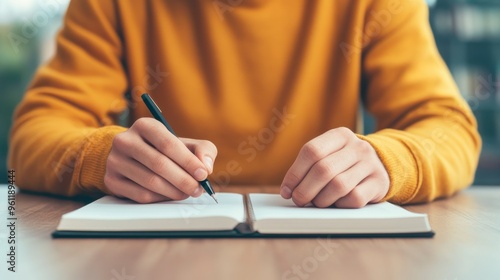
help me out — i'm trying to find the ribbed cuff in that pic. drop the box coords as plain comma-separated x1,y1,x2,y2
357,130,420,204
73,125,127,195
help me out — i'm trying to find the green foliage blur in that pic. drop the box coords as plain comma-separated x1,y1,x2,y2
0,27,38,184
0,0,68,184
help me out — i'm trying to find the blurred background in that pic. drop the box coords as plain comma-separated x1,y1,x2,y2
0,0,499,185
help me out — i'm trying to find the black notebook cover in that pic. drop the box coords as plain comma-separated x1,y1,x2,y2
51,230,435,238
52,221,435,239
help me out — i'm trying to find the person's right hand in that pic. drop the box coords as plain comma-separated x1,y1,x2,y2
104,118,217,203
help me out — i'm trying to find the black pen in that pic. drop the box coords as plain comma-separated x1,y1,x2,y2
141,93,218,204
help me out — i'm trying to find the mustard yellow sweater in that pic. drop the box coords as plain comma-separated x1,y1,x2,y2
9,0,481,204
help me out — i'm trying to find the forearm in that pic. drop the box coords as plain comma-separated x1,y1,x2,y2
357,0,481,204
9,113,126,196
361,98,481,204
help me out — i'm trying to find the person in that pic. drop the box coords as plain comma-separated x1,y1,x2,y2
8,0,481,208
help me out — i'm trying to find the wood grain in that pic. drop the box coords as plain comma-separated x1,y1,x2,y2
1,186,499,280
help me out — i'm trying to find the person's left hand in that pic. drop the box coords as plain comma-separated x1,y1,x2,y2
280,127,390,208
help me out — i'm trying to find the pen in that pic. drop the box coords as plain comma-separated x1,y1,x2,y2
141,93,218,204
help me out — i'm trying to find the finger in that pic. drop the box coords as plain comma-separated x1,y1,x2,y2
110,153,195,200
112,133,202,196
105,175,170,204
133,118,209,181
311,161,374,208
280,128,353,198
182,138,218,174
289,147,360,206
334,176,381,208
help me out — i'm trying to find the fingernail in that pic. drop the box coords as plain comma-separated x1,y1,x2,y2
280,186,292,198
194,168,207,181
203,156,213,172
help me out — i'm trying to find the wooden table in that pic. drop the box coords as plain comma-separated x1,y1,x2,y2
1,185,499,280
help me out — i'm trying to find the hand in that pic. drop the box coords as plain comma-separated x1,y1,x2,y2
104,118,217,203
280,127,390,208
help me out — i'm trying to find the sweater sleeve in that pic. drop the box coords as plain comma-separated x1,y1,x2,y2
359,0,481,204
8,0,128,197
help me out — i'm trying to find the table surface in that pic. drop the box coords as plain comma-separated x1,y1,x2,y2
0,185,499,280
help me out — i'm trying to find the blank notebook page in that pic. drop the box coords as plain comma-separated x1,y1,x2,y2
58,193,245,231
249,193,426,220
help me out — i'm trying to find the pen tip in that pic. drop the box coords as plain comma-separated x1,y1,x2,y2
211,194,218,204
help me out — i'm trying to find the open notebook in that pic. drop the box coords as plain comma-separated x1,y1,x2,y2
52,193,434,238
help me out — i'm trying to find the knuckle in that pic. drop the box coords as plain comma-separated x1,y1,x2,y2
178,174,196,190
103,174,116,190
312,161,334,180
105,154,117,170
357,140,372,153
352,140,372,161
201,140,218,154
374,175,390,193
172,172,198,195
335,127,352,137
183,156,200,171
381,174,390,187
135,192,156,204
133,118,151,130
292,188,309,206
284,171,301,187
157,135,176,152
151,157,169,174
301,142,324,162
171,192,189,201
112,133,129,151
347,190,367,208
331,175,350,194
144,173,162,189
312,198,331,208
175,157,201,179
